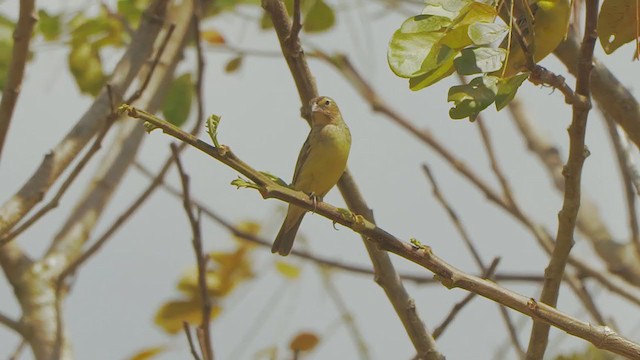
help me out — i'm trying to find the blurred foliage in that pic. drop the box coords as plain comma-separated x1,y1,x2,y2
126,346,168,360
289,331,320,352
162,73,193,128
554,345,617,360
154,220,260,334
0,14,15,91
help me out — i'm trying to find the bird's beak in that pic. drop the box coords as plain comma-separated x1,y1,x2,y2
311,102,319,113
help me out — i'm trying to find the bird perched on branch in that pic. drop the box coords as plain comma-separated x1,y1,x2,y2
498,0,572,77
271,96,351,256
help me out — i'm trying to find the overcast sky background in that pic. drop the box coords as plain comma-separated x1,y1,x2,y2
1,0,640,359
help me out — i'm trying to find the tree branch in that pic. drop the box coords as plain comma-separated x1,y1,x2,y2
264,1,443,357
0,0,169,238
0,0,37,165
555,30,640,151
171,144,214,360
0,311,24,337
120,105,640,358
526,1,599,358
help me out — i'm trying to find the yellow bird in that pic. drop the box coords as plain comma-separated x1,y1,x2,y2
499,0,571,77
271,96,352,256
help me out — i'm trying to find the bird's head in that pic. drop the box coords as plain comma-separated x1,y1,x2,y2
310,96,341,125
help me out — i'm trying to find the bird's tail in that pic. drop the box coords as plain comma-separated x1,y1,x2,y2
271,206,306,256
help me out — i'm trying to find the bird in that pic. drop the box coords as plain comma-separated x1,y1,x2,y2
498,0,571,77
271,96,352,256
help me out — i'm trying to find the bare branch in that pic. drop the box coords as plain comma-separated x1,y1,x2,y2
171,144,214,360
137,161,546,285
120,105,640,358
0,0,170,238
0,0,37,164
0,311,24,336
527,1,599,357
260,2,442,357
432,258,500,339
555,30,640,151
184,322,202,360
604,113,640,255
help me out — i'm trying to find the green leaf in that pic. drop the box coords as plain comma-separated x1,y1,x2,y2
388,29,443,78
303,0,335,33
417,43,457,75
162,73,193,127
68,43,106,96
0,15,14,91
409,54,456,91
38,10,62,41
118,0,148,27
260,11,274,29
400,14,451,33
440,24,473,48
468,22,507,45
454,47,506,75
448,76,498,119
422,0,472,19
494,73,528,110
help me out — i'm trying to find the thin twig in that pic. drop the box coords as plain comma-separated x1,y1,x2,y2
0,311,24,336
555,30,640,152
140,160,547,285
432,258,500,339
0,0,170,238
0,0,37,164
171,144,214,360
604,112,640,256
526,1,598,358
120,106,640,358
475,117,517,208
318,266,371,359
423,164,525,358
183,322,202,360
287,0,303,44
0,19,176,249
8,339,27,360
0,109,116,246
261,1,442,357
318,51,640,314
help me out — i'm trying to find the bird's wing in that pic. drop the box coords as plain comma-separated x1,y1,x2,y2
291,132,312,186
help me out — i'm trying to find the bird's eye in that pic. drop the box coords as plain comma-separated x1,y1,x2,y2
324,100,331,106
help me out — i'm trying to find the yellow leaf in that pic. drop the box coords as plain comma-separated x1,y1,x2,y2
598,0,640,55
154,298,221,334
202,29,225,45
127,346,167,360
177,266,222,297
275,261,301,279
232,220,261,244
289,332,320,352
